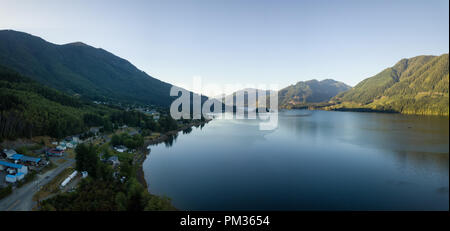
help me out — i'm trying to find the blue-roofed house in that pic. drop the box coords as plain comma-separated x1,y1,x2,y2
5,174,16,183
8,154,41,164
9,153,24,161
0,160,28,175
16,172,25,181
21,155,41,163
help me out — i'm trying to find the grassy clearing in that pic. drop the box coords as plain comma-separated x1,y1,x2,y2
33,167,75,202
146,132,161,139
65,149,76,159
55,158,67,164
17,171,37,188
40,161,57,174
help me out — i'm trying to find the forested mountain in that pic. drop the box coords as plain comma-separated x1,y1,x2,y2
330,54,449,115
220,88,276,108
278,79,351,108
0,65,183,140
0,65,114,139
0,30,178,106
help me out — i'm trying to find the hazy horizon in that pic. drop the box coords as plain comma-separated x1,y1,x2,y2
1,0,448,94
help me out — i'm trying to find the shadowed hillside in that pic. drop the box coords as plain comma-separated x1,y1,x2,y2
0,30,177,106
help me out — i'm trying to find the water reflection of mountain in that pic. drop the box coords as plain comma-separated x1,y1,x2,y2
164,133,178,147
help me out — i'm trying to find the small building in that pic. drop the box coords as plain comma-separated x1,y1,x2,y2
3,149,17,159
21,155,41,164
7,168,15,174
128,130,139,136
5,174,16,183
72,136,80,143
114,145,128,153
56,145,66,151
66,142,74,149
81,171,88,178
148,109,160,115
16,172,25,181
8,153,23,161
59,141,67,149
8,154,41,164
0,160,28,175
90,127,102,134
47,148,64,157
107,156,120,166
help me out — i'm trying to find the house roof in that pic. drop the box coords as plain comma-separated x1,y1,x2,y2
0,160,24,169
47,148,64,153
11,154,40,163
10,154,24,160
108,156,119,161
3,149,17,156
21,155,41,163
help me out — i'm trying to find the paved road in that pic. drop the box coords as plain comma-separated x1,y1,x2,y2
0,159,75,211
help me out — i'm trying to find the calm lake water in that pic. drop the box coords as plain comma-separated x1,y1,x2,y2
143,110,449,210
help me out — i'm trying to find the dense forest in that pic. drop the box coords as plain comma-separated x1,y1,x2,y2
0,65,115,140
330,54,449,116
0,65,183,140
111,133,145,149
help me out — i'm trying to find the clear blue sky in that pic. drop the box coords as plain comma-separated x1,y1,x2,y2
1,0,448,93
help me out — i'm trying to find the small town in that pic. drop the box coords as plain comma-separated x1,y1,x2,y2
0,106,202,211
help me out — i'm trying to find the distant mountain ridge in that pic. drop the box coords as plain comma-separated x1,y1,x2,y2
0,30,187,107
329,54,449,115
219,88,277,108
278,79,351,108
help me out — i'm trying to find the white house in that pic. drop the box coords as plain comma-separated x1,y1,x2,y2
72,136,80,143
56,145,66,151
66,142,74,149
114,145,128,153
5,175,16,183
81,171,88,178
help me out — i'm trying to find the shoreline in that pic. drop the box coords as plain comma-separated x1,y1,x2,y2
282,106,449,117
133,119,211,189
